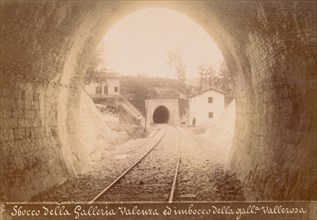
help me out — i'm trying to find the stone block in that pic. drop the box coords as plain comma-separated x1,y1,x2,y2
13,128,26,140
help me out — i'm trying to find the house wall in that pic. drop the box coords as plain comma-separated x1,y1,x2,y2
189,90,225,125
84,79,120,99
106,79,120,96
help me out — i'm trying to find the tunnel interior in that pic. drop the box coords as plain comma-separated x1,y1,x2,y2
153,106,170,124
1,1,316,202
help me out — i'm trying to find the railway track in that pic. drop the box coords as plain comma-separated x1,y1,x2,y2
89,125,182,203
168,126,181,203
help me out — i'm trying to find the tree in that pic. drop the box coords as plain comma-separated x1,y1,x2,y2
197,61,234,95
87,44,107,71
85,44,108,82
198,63,220,90
218,62,234,95
166,47,186,84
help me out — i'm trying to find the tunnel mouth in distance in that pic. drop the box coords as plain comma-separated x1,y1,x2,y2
153,106,170,123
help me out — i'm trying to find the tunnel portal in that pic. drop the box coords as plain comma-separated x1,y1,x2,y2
153,106,170,123
1,1,316,202
145,99,180,126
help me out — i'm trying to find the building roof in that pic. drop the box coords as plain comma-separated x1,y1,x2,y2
94,71,120,79
189,87,226,98
85,70,120,82
102,71,120,79
84,70,120,84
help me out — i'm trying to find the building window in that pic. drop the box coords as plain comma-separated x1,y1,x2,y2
114,86,118,93
208,112,213,118
104,86,108,94
95,87,101,94
208,97,213,103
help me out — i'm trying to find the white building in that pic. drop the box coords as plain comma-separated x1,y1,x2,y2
84,71,120,99
189,87,225,125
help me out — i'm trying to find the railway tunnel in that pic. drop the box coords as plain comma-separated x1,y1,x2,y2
146,99,179,125
153,106,170,124
1,1,316,202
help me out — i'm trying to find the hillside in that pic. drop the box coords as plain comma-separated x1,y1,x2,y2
120,76,192,116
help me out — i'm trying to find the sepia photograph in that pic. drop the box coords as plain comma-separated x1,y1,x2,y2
0,0,316,219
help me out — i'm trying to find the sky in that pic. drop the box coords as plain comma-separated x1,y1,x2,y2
99,8,223,79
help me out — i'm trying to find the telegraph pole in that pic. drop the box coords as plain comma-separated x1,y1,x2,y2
144,100,148,132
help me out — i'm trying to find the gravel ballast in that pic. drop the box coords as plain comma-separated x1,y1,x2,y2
32,125,244,202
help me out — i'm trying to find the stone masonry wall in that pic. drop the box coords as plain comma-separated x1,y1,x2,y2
228,1,317,200
145,99,180,126
0,1,97,201
0,1,316,201
0,79,69,201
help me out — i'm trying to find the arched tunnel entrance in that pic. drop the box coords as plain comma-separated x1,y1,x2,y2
153,106,170,123
1,1,316,202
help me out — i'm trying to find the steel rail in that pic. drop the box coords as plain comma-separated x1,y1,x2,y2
89,127,167,203
168,156,180,202
168,126,182,203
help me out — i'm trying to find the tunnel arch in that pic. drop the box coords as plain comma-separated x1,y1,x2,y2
153,106,170,124
1,1,316,201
